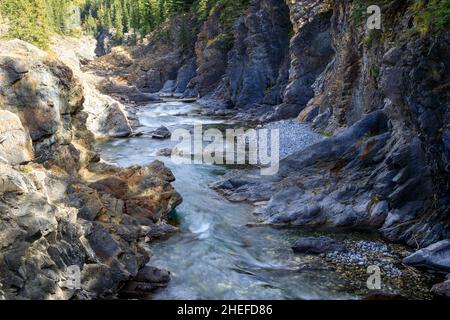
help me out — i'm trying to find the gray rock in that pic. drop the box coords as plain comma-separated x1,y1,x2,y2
158,148,173,157
292,236,346,255
152,126,172,139
87,223,122,263
382,47,402,66
95,28,116,56
369,201,389,227
160,80,176,94
431,280,450,298
0,111,33,165
403,240,450,273
135,266,171,284
101,102,132,138
229,0,291,108
175,57,196,94
283,10,334,107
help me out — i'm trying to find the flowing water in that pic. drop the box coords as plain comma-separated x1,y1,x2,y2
97,102,356,300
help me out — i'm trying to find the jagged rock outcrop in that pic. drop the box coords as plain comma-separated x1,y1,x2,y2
0,39,92,173
273,0,334,121
183,5,231,98
211,0,450,251
404,240,450,272
0,110,33,165
50,36,134,139
212,0,292,110
80,0,449,297
0,40,181,300
88,15,198,96
191,0,334,121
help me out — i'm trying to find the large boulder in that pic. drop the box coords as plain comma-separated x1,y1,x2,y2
403,240,450,273
0,110,33,165
81,84,132,138
292,236,346,255
431,280,450,298
50,37,133,139
0,39,94,174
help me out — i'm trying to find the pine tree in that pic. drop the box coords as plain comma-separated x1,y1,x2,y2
122,0,131,33
0,0,52,49
113,0,124,42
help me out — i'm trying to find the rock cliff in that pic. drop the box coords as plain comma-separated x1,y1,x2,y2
208,0,449,295
96,1,448,253
91,0,448,295
0,40,181,299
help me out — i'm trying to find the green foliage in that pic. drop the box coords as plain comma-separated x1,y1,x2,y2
0,0,85,48
0,0,52,49
410,0,450,35
79,0,249,44
369,63,381,80
0,0,250,49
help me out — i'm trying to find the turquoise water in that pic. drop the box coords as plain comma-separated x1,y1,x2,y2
97,102,354,300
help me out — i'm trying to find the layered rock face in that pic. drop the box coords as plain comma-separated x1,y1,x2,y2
213,0,292,110
70,0,449,296
91,1,449,248
50,36,133,139
88,14,198,97
212,0,449,248
0,40,181,300
0,40,91,174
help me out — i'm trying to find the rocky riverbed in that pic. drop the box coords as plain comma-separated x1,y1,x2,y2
0,0,449,300
94,100,439,300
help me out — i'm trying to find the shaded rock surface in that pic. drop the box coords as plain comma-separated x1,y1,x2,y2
432,280,450,298
0,110,33,165
210,0,450,253
151,126,171,139
0,40,182,300
50,36,133,139
293,236,346,255
403,240,450,273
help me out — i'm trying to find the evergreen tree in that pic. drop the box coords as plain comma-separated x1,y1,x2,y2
0,0,51,49
113,0,124,42
122,0,131,33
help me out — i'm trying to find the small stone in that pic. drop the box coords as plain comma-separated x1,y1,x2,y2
292,236,347,255
158,148,173,157
152,126,171,139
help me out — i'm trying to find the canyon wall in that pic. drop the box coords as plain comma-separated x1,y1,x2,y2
0,40,181,299
99,0,448,251
209,0,449,257
79,0,450,297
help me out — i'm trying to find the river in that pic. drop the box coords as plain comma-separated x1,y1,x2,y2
97,101,355,300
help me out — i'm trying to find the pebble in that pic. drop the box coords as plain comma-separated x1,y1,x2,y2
325,240,402,278
259,120,325,159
